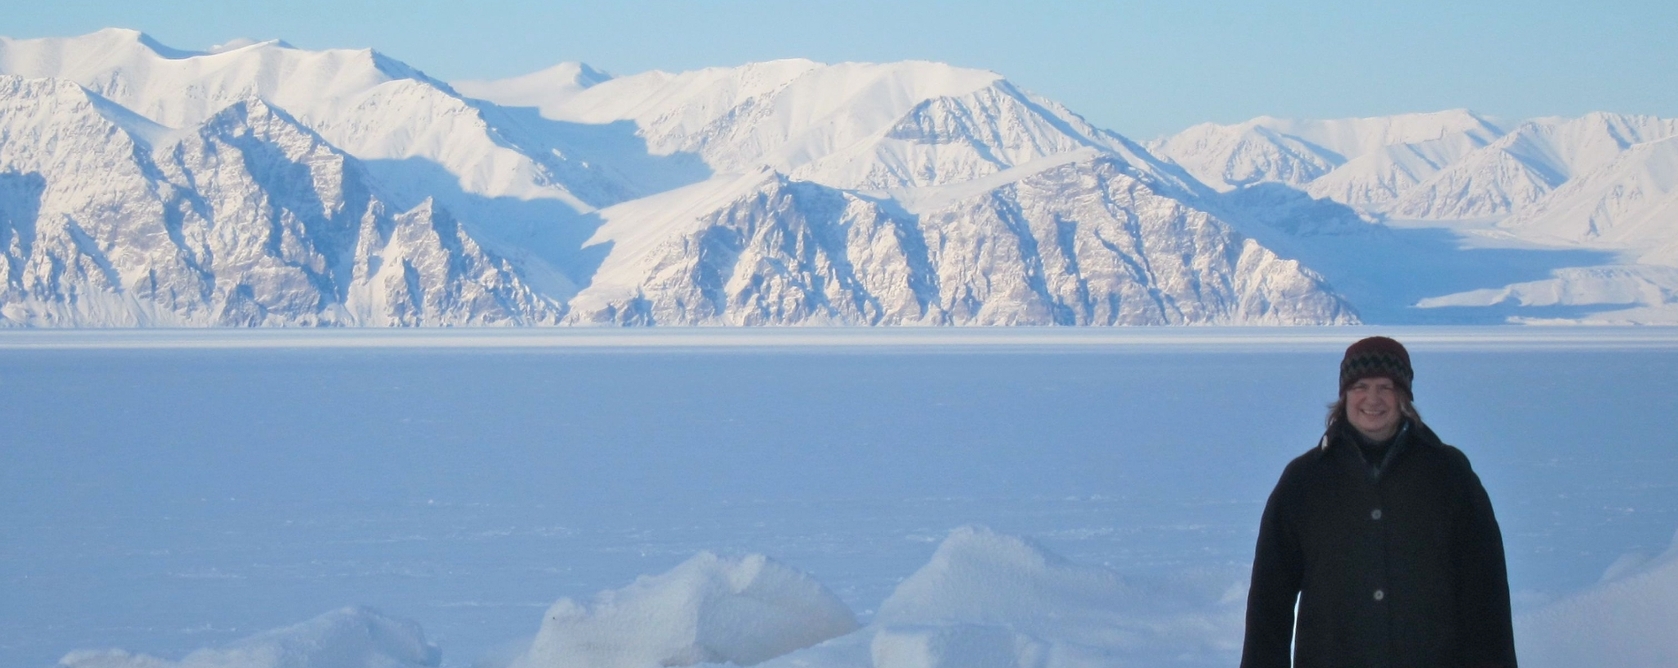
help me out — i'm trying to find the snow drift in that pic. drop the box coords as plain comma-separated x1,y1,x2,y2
58,607,439,668
760,526,1246,668
1515,528,1678,668
50,525,1678,668
510,551,859,668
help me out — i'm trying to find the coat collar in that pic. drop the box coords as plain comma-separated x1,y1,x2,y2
1318,419,1426,480
1320,418,1432,451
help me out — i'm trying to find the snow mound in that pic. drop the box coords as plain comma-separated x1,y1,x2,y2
511,552,859,668
58,607,440,668
1516,528,1678,668
762,526,1245,668
869,624,1046,668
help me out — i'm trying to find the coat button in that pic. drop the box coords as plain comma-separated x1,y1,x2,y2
1371,509,1383,520
1374,589,1386,601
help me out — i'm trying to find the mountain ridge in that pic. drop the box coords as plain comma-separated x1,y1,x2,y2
1149,108,1678,323
4,29,1674,325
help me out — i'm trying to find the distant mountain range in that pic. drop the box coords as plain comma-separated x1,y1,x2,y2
1,29,1671,326
1148,110,1678,323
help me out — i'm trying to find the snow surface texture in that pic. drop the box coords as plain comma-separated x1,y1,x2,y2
58,528,1244,668
7,28,1674,325
59,607,440,668
1149,111,1678,324
55,526,1678,668
1515,528,1678,668
7,339,1678,667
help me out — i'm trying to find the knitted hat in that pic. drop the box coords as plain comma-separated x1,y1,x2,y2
1339,336,1413,396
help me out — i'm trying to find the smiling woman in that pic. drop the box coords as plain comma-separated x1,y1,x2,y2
1330,336,1418,442
1343,377,1406,442
1243,336,1518,668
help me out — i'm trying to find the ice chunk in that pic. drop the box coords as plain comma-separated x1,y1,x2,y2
511,552,858,668
58,606,440,668
762,526,1245,668
877,526,1243,664
1517,528,1678,668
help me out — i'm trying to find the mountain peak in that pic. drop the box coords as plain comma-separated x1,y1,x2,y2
451,61,612,108
100,28,194,59
199,95,290,128
90,28,199,59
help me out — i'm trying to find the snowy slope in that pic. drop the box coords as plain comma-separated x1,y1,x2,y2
1148,120,1340,191
1148,110,1503,201
0,28,561,203
462,58,1192,194
465,57,1343,326
487,59,1004,175
453,61,612,110
1389,112,1678,219
1379,114,1678,323
1154,110,1678,225
1151,109,1678,323
59,607,440,668
1497,133,1678,263
1303,129,1501,209
1517,530,1678,668
0,28,648,254
0,29,431,129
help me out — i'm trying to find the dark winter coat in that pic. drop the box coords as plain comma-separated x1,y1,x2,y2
1240,419,1517,668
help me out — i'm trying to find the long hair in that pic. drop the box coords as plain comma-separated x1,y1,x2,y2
1326,392,1423,429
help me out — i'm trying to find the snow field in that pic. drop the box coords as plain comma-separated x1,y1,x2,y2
1515,528,1678,668
59,607,439,668
55,525,1678,668
6,337,1677,667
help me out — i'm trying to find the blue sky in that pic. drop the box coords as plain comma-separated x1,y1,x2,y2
8,0,1676,137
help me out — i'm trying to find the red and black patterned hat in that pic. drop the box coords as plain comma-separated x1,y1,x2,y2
1339,336,1413,396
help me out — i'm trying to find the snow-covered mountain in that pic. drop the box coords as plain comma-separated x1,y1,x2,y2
567,153,1351,325
1146,110,1505,204
0,74,559,326
1501,133,1678,265
7,28,1674,326
0,27,681,295
1152,109,1678,323
1,29,1365,327
1387,113,1678,220
463,57,1194,194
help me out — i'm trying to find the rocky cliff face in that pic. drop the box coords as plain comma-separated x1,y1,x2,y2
0,75,559,326
568,156,1354,326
